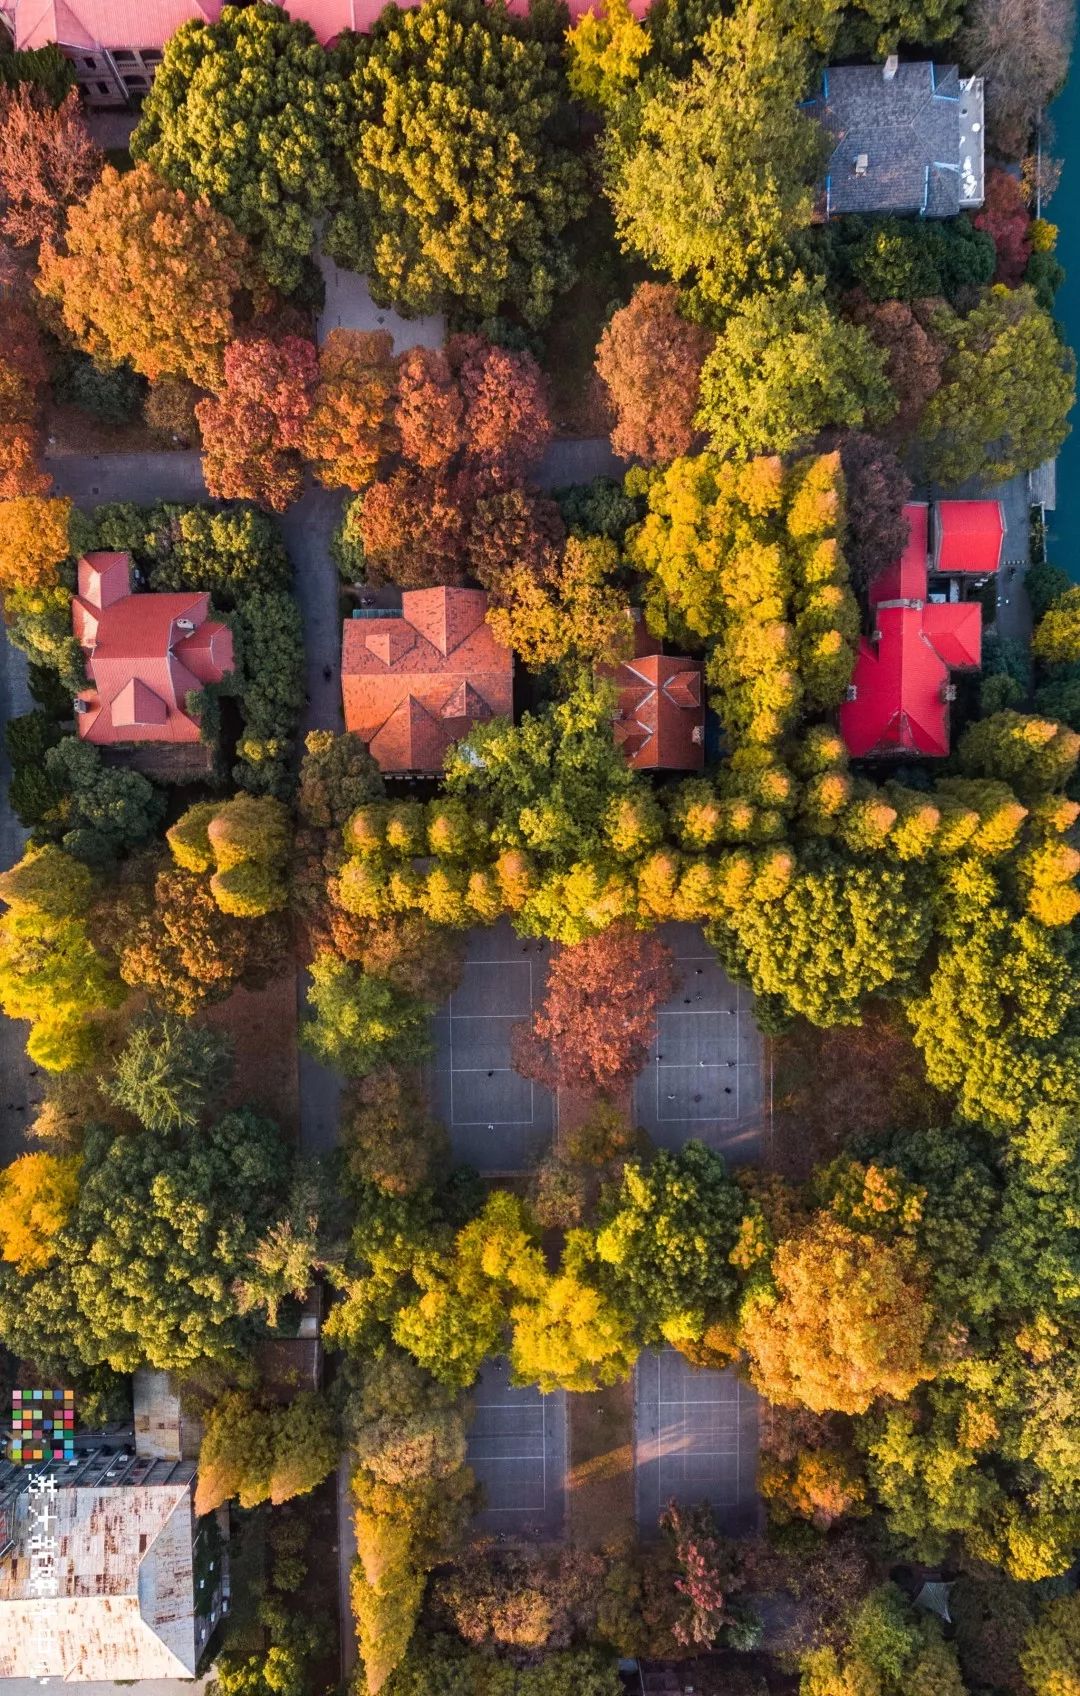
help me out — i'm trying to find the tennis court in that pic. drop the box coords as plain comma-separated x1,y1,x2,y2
633,922,765,1163
466,1357,567,1538
430,921,555,1172
635,1348,759,1537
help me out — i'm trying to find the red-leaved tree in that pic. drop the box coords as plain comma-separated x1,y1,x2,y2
358,467,476,587
594,282,715,465
395,333,551,480
197,334,318,511
845,293,946,439
974,167,1033,286
0,85,102,250
466,486,565,593
661,1502,731,1649
512,926,676,1096
836,432,912,595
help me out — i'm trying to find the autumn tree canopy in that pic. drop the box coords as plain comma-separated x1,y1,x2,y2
0,84,101,249
132,0,345,293
38,163,263,388
594,283,715,464
196,334,319,510
329,0,587,323
512,925,676,1096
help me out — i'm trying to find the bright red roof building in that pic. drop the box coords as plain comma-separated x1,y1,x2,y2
604,621,705,771
932,499,1006,575
839,503,985,759
341,588,513,774
72,552,233,745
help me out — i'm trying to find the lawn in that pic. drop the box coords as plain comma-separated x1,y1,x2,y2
566,1376,636,1550
769,1002,948,1180
200,971,301,1142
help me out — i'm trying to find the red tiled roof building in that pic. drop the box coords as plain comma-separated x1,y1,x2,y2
72,552,233,745
604,620,705,771
341,588,514,774
839,503,987,759
932,499,1006,575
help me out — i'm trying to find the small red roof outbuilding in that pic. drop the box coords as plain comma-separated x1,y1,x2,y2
341,587,514,774
933,499,1006,576
72,553,233,745
604,620,705,771
839,503,988,759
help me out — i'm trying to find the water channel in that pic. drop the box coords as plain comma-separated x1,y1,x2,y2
1047,70,1080,572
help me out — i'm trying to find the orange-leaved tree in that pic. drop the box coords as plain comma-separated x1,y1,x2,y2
0,303,50,499
512,924,676,1095
594,281,715,464
0,84,102,250
740,1216,935,1414
38,162,263,388
0,1150,81,1272
302,328,397,491
0,495,71,591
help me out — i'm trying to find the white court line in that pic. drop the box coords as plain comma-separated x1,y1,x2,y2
449,1012,527,1021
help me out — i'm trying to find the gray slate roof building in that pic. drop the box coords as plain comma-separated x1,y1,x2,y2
806,60,985,218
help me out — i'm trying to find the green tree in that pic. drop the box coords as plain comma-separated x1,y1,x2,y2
301,954,432,1078
603,5,823,316
919,286,1076,486
800,1584,966,1696
444,676,638,872
132,2,344,294
591,1142,751,1346
105,1014,233,1133
297,729,385,830
711,847,932,1027
343,1067,449,1197
42,736,165,866
957,710,1080,801
696,276,893,460
329,0,587,324
1033,585,1080,666
1022,1592,1080,1694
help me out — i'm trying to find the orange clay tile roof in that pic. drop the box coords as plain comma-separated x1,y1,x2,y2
602,621,706,771
72,552,233,746
341,587,514,773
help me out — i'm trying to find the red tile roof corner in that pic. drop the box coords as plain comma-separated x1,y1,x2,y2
603,621,706,771
341,587,513,773
840,502,986,759
71,552,233,745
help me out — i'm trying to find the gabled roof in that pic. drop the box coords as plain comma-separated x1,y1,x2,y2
0,1484,199,1680
604,622,705,771
4,0,219,49
1,0,641,50
341,588,513,773
839,502,984,759
806,61,985,218
933,500,1005,575
72,551,233,745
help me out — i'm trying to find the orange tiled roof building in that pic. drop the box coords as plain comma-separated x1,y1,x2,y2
604,620,705,771
72,552,233,745
341,587,514,774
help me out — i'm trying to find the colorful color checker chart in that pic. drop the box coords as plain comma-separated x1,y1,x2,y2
10,1389,74,1464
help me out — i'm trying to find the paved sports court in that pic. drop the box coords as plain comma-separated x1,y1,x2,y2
635,1348,759,1537
430,920,555,1172
466,1357,567,1538
633,922,765,1164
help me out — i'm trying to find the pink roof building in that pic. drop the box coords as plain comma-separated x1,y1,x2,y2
1,0,648,103
72,552,233,745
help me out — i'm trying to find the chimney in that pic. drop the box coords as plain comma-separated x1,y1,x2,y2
854,153,869,176
883,54,899,79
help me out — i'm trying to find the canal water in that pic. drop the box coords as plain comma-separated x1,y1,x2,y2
1047,70,1080,573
